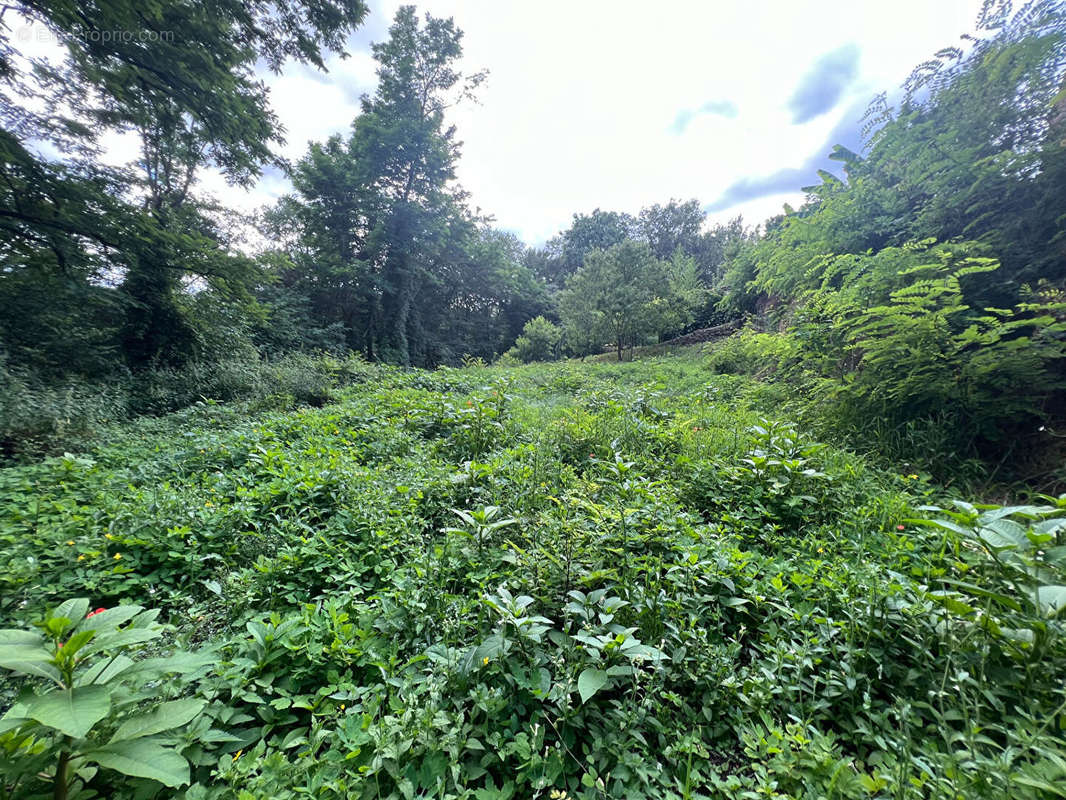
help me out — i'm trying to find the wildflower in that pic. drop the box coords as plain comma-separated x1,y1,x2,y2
482,656,489,666
896,525,905,531
104,533,114,540
340,704,345,711
114,553,122,560
66,540,75,546
205,501,213,507
86,608,105,618
907,473,919,480
77,555,85,561
817,547,824,554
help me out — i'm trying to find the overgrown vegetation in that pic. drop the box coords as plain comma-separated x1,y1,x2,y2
708,4,1066,481
3,357,1064,799
3,0,1066,796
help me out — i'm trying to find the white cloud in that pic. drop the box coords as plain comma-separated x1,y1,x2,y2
11,1,989,245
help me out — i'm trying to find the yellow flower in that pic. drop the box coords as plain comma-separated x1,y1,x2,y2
66,540,75,546
113,553,122,560
817,547,824,554
205,501,213,507
340,704,346,710
908,473,919,480
77,555,85,561
104,533,113,540
482,657,489,666
233,749,242,760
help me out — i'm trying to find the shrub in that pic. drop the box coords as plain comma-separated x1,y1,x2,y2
505,316,562,363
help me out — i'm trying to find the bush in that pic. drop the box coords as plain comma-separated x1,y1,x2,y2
706,330,802,377
0,353,376,461
505,316,562,363
0,361,128,460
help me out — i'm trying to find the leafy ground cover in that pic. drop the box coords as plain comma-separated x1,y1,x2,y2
2,356,1065,799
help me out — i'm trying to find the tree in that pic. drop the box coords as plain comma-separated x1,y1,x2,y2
532,210,636,288
558,240,670,360
637,199,705,261
505,316,562,362
0,0,369,373
273,7,483,365
272,8,553,367
654,249,708,339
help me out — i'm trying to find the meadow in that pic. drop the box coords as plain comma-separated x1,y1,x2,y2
2,354,1065,799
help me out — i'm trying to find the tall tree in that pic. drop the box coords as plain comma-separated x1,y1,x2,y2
637,199,705,261
274,7,550,366
558,240,671,360
0,0,368,371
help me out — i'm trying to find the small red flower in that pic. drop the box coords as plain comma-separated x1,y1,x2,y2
86,608,106,618
896,524,906,531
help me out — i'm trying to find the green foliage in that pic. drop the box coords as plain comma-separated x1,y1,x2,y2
2,356,1065,799
713,240,1066,477
1,0,369,377
262,8,551,368
559,240,692,360
0,353,374,461
710,3,1066,478
505,316,562,363
0,599,212,797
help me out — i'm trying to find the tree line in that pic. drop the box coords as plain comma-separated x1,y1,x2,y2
0,1,745,383
2,0,1065,480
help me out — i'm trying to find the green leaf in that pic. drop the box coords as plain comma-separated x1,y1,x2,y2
0,634,62,683
86,737,190,787
0,629,44,646
24,686,111,738
577,668,609,704
75,605,144,634
77,655,135,686
51,599,91,634
120,651,214,680
110,698,205,742
1034,585,1066,617
80,628,163,658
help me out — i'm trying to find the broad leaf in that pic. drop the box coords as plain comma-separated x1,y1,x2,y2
51,599,91,634
80,628,163,658
75,605,144,634
577,668,608,704
1034,585,1066,617
0,629,44,645
77,655,135,686
110,698,206,742
0,637,62,683
86,737,190,787
24,686,111,738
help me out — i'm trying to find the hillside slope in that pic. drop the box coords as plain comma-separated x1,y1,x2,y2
2,357,1065,799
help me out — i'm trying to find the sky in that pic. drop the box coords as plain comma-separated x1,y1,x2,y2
14,0,989,245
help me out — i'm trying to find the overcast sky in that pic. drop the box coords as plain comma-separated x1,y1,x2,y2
18,0,989,245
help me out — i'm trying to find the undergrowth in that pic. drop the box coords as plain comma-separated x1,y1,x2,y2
1,357,1064,799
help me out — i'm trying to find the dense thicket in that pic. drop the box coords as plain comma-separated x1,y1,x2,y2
708,1,1066,481
3,0,1065,486
3,359,1066,799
